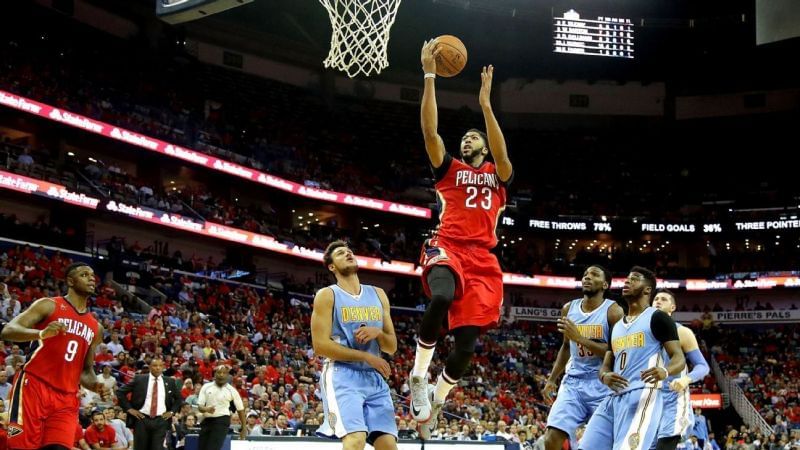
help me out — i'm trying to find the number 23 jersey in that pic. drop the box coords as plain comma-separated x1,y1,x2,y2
432,154,510,249
24,296,99,394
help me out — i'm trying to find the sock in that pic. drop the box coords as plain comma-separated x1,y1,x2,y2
433,371,457,403
412,339,436,378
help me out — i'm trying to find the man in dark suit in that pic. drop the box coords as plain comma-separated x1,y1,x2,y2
116,357,182,450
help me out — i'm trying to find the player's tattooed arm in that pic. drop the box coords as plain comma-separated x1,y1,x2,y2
0,297,57,342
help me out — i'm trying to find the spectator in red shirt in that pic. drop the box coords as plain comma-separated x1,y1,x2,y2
84,410,116,450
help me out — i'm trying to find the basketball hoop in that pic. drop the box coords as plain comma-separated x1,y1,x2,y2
319,0,403,78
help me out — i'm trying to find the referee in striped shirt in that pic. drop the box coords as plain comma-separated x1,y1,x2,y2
197,365,247,450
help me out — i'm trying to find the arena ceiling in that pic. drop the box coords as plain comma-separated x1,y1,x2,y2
102,0,800,88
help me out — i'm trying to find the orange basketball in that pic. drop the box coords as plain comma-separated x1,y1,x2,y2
434,35,467,78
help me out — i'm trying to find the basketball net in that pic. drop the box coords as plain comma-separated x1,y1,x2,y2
319,0,403,78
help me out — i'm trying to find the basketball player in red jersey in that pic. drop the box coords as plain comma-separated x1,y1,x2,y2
1,262,105,450
409,39,513,440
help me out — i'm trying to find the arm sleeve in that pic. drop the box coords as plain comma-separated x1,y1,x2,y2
651,310,679,343
431,153,453,182
686,349,710,383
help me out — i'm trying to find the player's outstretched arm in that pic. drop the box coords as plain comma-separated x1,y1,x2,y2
478,65,512,182
0,297,56,342
420,39,447,168
374,287,398,355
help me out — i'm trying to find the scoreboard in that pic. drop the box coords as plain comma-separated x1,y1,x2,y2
553,9,634,59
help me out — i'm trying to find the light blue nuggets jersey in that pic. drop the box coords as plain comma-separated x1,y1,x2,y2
660,323,687,390
566,298,615,377
611,307,663,394
328,284,383,370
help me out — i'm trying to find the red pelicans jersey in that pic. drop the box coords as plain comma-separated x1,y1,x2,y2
432,154,509,249
24,296,99,393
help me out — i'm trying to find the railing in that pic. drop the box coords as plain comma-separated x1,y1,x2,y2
707,349,773,435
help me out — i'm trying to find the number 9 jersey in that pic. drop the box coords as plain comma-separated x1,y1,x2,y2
22,296,100,394
431,154,510,249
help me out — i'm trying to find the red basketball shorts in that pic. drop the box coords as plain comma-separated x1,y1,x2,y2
7,371,80,449
420,237,504,330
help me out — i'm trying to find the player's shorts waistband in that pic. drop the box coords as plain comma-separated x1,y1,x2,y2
565,372,603,380
428,236,492,251
328,361,379,372
22,369,79,395
613,386,657,397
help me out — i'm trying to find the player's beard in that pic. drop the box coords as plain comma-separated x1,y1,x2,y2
582,286,601,297
461,147,484,165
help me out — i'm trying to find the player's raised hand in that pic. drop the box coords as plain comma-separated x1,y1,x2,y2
355,326,381,344
541,380,558,405
39,321,67,339
641,366,668,384
601,372,629,392
556,318,581,342
421,39,441,74
366,354,391,378
479,65,494,108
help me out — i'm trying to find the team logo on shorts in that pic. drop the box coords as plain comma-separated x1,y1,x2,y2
329,412,337,427
628,432,640,450
7,424,23,437
423,245,449,266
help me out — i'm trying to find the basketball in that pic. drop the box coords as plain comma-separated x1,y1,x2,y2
434,35,467,77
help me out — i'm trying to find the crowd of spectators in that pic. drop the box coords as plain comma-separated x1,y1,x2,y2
2,242,762,450
2,4,797,224
706,326,800,434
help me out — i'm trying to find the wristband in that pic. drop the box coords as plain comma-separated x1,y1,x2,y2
424,73,436,79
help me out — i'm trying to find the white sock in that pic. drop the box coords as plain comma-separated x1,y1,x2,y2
411,339,436,378
433,371,457,403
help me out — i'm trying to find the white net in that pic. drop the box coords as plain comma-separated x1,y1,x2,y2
319,0,403,78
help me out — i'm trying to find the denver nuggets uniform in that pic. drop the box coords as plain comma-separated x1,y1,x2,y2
317,284,397,444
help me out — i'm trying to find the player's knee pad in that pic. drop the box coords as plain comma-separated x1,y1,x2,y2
427,266,456,303
419,266,457,343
